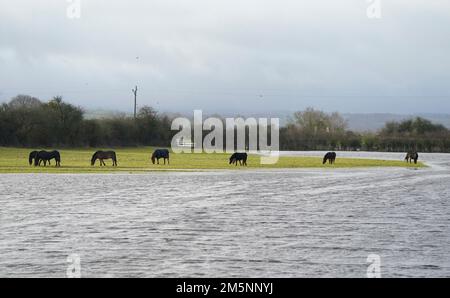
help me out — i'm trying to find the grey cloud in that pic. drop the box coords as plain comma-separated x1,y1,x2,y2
0,0,449,113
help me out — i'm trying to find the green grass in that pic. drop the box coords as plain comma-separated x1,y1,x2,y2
0,147,425,173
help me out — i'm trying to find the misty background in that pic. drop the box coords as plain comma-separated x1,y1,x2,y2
1,0,450,123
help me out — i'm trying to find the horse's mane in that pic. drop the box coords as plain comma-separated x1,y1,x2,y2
91,151,100,163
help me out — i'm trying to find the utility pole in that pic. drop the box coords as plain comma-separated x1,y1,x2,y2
132,86,138,119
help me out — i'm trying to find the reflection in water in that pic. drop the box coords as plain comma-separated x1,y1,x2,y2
0,152,449,277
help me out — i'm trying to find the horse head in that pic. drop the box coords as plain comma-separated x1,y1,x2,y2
229,154,236,164
91,152,98,166
29,151,37,166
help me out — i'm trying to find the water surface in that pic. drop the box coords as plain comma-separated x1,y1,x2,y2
0,152,449,277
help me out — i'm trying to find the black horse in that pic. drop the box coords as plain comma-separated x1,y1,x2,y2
229,153,248,166
405,152,419,164
29,151,39,166
34,150,61,167
323,152,337,165
151,149,170,165
91,151,118,166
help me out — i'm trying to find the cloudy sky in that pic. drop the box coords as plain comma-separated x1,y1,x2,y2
1,0,449,114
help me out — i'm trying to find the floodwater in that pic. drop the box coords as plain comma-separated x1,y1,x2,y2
0,152,449,278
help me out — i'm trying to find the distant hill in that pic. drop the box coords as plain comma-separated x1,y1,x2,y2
342,113,450,132
84,109,129,119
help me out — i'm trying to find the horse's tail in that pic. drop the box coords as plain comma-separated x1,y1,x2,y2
111,151,117,166
151,152,156,164
55,151,61,166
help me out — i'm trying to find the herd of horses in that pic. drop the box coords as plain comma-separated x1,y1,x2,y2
28,149,420,168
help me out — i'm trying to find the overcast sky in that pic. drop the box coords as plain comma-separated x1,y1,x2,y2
1,0,449,114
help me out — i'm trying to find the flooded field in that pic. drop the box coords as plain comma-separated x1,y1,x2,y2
0,152,449,277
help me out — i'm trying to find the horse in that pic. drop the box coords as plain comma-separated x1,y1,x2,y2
323,152,337,165
151,149,170,165
229,153,248,166
405,151,419,164
91,151,117,166
34,150,61,167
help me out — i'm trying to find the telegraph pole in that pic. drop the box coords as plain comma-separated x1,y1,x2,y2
132,86,138,119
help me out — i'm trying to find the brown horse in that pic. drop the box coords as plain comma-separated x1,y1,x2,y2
91,151,117,166
405,152,419,164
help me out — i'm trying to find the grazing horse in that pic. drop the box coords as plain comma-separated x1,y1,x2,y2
34,150,61,167
151,149,170,165
323,152,337,165
229,153,248,166
91,151,118,166
29,151,39,166
405,151,419,164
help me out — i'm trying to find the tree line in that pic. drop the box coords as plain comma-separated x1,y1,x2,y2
0,95,173,147
280,108,450,152
1,95,449,152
